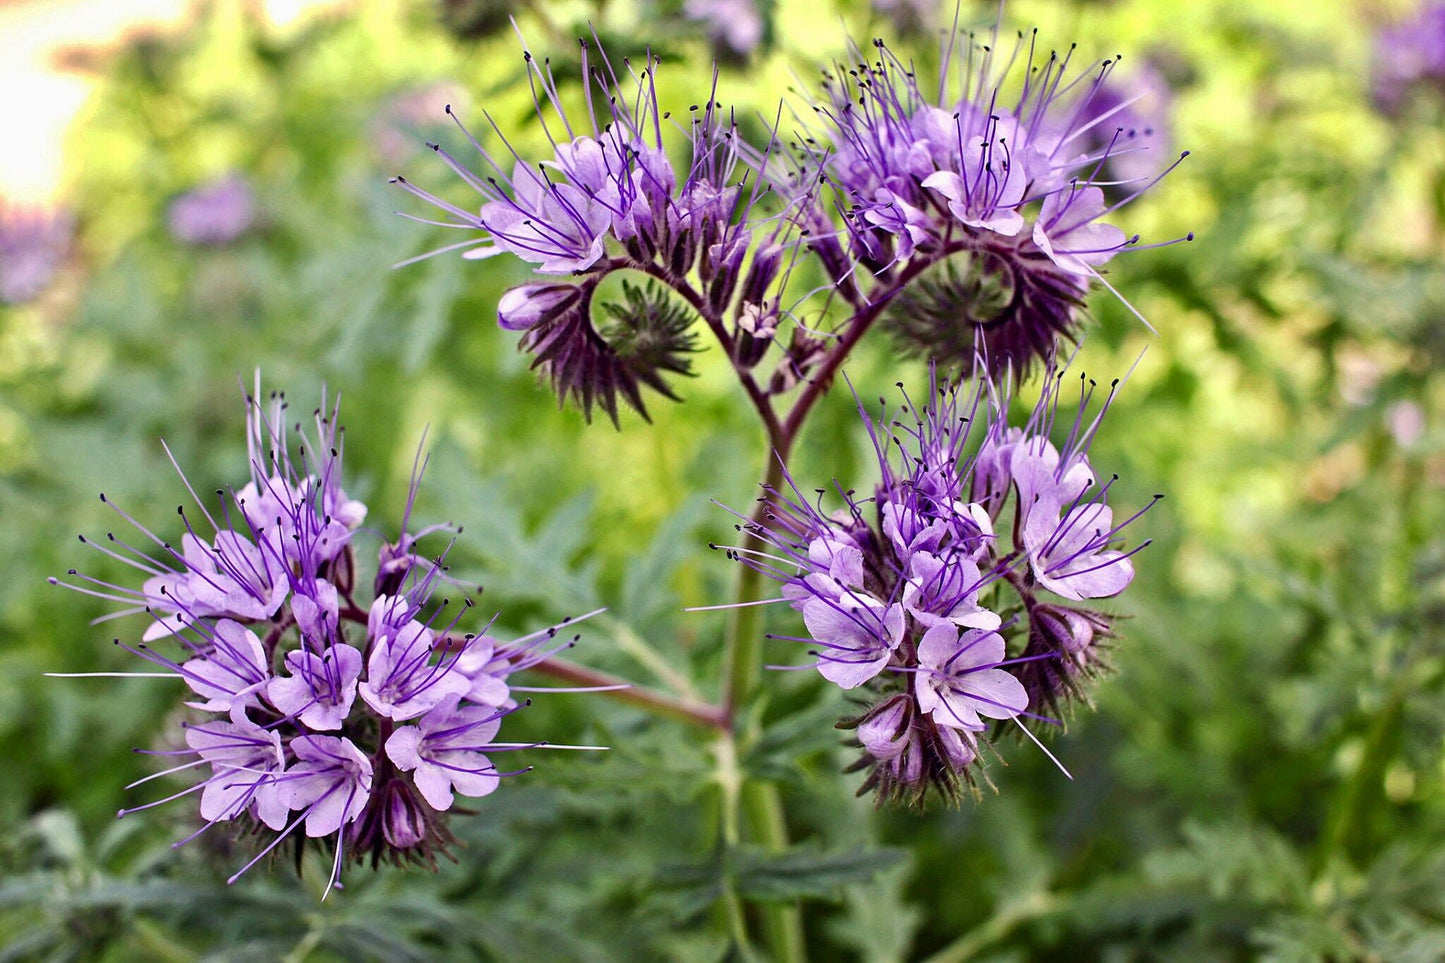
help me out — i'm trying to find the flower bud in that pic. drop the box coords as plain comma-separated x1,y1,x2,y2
374,540,415,598
802,207,859,304
1017,602,1114,715
706,233,750,310
381,779,429,850
856,694,913,761
497,283,582,331
768,331,828,394
734,299,779,369
738,243,783,308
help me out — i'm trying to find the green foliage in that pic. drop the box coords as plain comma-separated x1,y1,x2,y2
2,0,1444,958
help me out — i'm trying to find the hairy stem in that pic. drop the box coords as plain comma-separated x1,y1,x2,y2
780,244,963,445
922,889,1059,963
529,654,728,730
706,237,970,961
714,732,761,960
721,449,786,720
594,612,704,700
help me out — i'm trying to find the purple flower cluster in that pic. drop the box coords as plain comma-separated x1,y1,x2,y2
797,31,1186,374
53,378,598,889
398,20,1185,422
1372,2,1445,115
724,363,1154,803
0,201,72,305
395,37,791,422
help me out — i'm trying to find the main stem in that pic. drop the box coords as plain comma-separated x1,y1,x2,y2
708,252,953,962
718,440,804,962
721,449,785,720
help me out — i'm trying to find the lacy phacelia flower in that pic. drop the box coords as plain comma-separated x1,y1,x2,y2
396,35,799,424
792,30,1188,377
0,201,72,305
52,376,602,891
1371,3,1445,115
721,362,1155,804
167,175,257,246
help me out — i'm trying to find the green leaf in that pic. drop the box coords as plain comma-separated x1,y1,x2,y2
733,845,907,903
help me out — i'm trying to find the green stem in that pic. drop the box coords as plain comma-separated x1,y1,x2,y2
281,916,327,963
1315,457,1426,872
130,919,196,963
745,781,808,963
716,435,801,961
708,235,966,962
1317,684,1405,869
715,732,761,961
721,451,786,721
594,613,704,701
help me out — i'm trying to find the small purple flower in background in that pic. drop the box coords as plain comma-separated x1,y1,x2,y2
684,0,765,59
369,82,467,168
167,175,256,246
719,360,1155,804
1371,2,1445,115
872,0,935,35
51,375,604,890
0,200,72,305
1068,62,1175,189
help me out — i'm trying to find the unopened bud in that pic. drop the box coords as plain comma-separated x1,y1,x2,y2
856,693,913,761
498,283,582,331
381,780,429,850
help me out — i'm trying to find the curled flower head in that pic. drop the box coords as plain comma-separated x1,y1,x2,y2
396,28,825,425
720,359,1153,804
789,27,1188,377
52,376,603,890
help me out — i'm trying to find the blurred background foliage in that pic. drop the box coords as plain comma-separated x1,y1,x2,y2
2,0,1444,959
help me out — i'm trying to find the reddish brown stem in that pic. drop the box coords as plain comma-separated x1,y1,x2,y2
529,654,729,731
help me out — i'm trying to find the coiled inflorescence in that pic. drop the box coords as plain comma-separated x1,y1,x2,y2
790,29,1187,377
720,362,1156,804
394,35,799,424
52,377,600,890
398,20,1186,424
